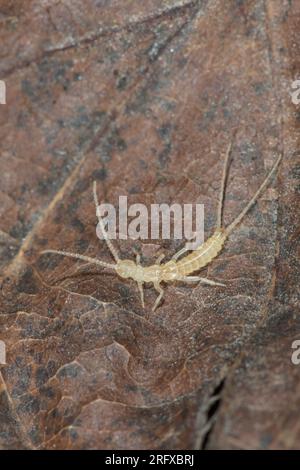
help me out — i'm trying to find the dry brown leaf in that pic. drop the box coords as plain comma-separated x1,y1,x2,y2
0,0,299,449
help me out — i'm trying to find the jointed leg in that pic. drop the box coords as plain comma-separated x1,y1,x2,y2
172,244,190,261
152,282,164,312
180,276,226,287
156,253,165,265
135,254,144,307
172,233,200,261
172,234,196,261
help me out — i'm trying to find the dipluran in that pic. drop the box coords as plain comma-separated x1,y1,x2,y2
42,143,281,311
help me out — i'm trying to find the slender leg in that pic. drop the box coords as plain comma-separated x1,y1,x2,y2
135,254,144,308
180,276,226,287
172,244,190,261
152,282,164,312
137,282,145,308
172,233,200,261
156,253,165,264
93,181,120,262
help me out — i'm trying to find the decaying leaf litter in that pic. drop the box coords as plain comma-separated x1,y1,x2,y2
0,0,299,450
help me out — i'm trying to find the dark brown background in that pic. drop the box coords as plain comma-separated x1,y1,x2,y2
0,0,299,449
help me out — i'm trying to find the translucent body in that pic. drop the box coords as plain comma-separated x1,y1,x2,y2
116,229,227,284
42,145,281,311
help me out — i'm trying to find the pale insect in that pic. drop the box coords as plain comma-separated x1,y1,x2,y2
42,143,281,311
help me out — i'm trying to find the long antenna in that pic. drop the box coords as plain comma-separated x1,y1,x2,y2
93,181,120,262
41,249,116,269
225,154,282,236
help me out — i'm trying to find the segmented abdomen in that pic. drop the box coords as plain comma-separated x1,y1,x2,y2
176,229,227,276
